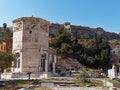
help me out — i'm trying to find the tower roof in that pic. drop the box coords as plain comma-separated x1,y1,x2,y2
13,17,50,25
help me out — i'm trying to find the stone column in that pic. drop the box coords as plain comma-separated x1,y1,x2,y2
45,59,48,74
52,62,55,74
119,67,120,73
119,67,120,75
52,55,56,74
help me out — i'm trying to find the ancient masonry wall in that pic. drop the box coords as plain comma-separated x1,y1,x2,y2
12,17,50,72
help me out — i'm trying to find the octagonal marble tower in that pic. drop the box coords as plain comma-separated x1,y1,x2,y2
12,17,50,73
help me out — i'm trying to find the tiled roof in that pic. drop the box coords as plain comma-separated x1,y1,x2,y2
56,58,82,69
13,17,50,25
109,44,116,49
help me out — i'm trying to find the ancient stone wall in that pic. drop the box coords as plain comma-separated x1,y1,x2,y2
12,17,50,73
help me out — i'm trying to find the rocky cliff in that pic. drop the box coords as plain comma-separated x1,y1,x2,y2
49,23,120,40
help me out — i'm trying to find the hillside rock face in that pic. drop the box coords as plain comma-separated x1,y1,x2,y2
0,23,120,40
49,23,120,40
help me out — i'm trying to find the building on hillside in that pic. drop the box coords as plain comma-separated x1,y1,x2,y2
108,39,117,44
5,38,12,53
109,44,119,55
11,17,55,78
111,47,119,55
0,42,6,52
64,22,71,32
49,22,71,34
0,38,12,53
108,65,118,79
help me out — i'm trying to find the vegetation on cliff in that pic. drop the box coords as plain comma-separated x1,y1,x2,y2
50,23,120,40
50,29,111,68
0,23,12,40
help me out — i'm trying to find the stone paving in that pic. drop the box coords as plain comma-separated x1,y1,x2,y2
53,87,104,90
32,86,107,90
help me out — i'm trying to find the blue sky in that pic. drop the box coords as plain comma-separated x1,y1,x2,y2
0,0,120,32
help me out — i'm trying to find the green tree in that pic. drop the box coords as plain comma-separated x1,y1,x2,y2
0,23,12,40
49,31,55,38
72,43,83,53
79,34,110,68
0,51,14,73
60,43,71,53
94,33,99,49
100,50,110,64
3,31,13,38
3,23,7,29
95,55,104,67
86,56,95,66
79,68,90,83
50,29,72,53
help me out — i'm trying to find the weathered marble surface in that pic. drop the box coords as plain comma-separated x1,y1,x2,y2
12,17,50,73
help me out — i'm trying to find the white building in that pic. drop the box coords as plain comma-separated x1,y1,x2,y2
108,65,117,79
1,17,58,79
12,17,50,77
111,47,119,55
64,22,71,32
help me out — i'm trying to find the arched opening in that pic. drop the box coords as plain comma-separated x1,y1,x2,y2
40,53,46,72
14,53,20,68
